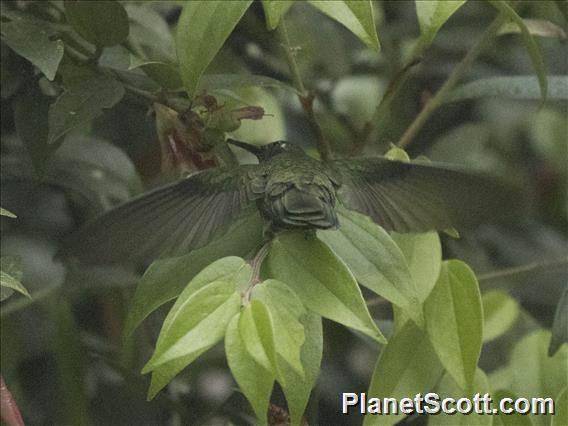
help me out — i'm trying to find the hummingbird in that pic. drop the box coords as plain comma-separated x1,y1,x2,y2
59,139,522,265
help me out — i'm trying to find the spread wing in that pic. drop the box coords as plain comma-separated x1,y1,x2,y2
58,165,265,265
328,158,524,233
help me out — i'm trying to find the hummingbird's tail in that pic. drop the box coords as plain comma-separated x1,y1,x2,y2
263,185,339,230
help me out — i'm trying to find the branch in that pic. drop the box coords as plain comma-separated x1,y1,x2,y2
397,11,508,149
277,20,331,161
478,257,568,283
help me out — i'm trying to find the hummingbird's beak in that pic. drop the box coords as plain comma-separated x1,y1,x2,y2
226,139,262,156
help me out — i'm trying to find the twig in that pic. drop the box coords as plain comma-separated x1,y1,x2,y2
478,257,568,283
277,20,331,160
397,11,508,149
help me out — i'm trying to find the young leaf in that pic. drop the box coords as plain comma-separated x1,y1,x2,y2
431,369,491,426
308,1,380,51
482,290,520,343
252,279,306,378
64,0,129,48
424,260,483,390
261,0,294,30
239,300,278,375
143,281,241,399
279,312,323,426
0,208,16,218
176,0,253,98
225,314,274,424
1,15,64,80
447,76,567,103
364,321,443,425
415,0,466,49
318,208,423,327
266,231,386,343
0,256,29,300
124,211,262,337
549,284,568,356
489,1,548,101
128,56,183,91
48,68,125,144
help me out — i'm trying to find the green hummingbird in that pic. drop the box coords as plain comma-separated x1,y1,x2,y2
59,139,522,265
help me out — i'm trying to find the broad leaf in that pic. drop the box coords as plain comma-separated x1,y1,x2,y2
552,387,567,426
176,0,253,98
482,290,519,343
239,300,278,375
225,314,274,424
364,321,443,425
415,0,466,49
124,211,262,337
280,312,323,426
319,208,422,327
143,281,241,399
549,283,567,356
431,369,491,426
267,231,385,343
0,257,29,300
424,260,483,390
261,0,294,30
64,0,129,47
1,14,64,80
489,1,548,101
48,68,125,144
448,76,567,103
308,1,380,51
252,279,306,378
14,86,54,174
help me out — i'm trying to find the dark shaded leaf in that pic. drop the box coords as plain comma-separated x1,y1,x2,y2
261,0,294,30
0,256,29,300
549,284,568,356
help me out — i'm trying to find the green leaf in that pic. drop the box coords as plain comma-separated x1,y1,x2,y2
14,86,55,174
448,76,567,103
415,0,466,49
48,68,125,144
124,211,262,337
384,146,411,162
482,290,520,343
252,279,306,379
198,73,298,95
266,231,386,343
261,0,294,30
508,330,567,401
128,56,183,91
489,1,548,101
225,314,274,424
64,0,129,47
550,284,568,356
430,368,491,426
318,208,422,327
499,18,566,40
143,281,241,399
552,387,567,426
176,0,253,98
492,390,534,426
364,321,443,426
279,312,323,426
0,257,29,300
0,15,64,80
308,1,380,51
424,260,483,390
239,300,278,375
0,208,16,218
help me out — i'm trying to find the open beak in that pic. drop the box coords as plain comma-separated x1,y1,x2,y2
226,138,263,157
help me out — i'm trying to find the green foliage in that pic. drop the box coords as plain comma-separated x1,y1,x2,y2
0,256,29,301
415,0,467,49
482,290,520,343
550,284,568,355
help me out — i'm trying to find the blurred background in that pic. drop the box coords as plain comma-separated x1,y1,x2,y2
1,1,566,425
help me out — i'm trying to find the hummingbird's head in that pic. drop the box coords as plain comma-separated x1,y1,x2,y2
227,139,304,161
